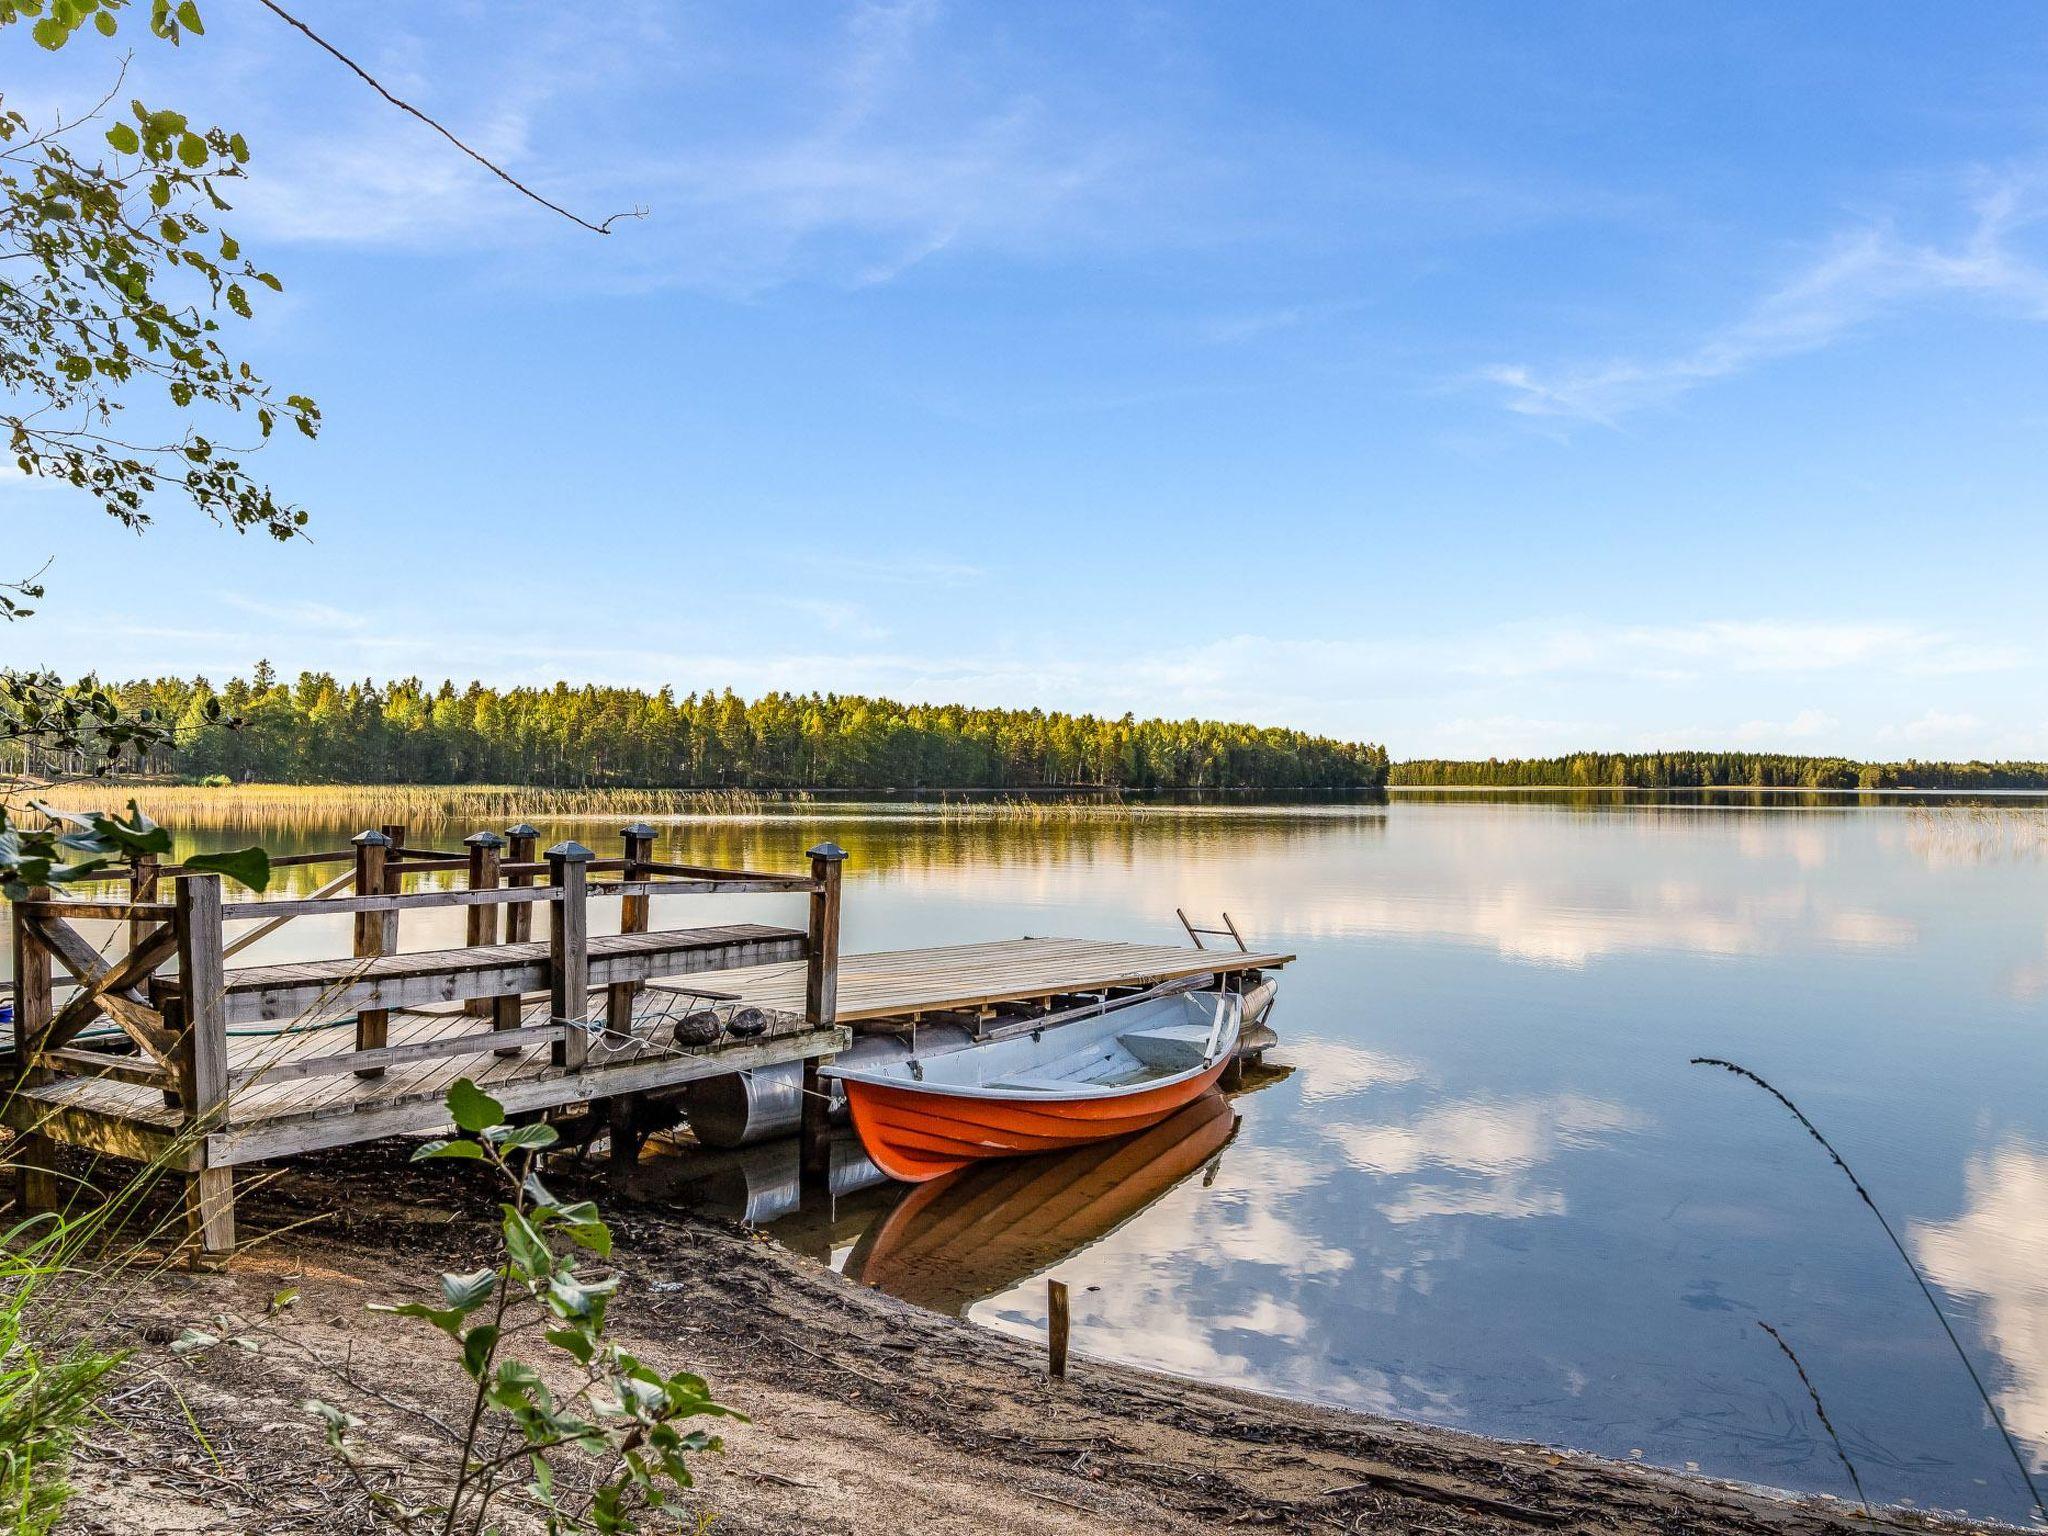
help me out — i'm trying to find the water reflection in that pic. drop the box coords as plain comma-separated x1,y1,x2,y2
1912,1141,2048,1470
844,1092,1239,1314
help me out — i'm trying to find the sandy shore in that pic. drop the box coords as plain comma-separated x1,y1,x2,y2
57,1144,2004,1536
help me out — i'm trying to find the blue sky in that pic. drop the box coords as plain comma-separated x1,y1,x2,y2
10,1,2048,758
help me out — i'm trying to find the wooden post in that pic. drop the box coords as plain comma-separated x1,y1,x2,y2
463,830,505,1023
607,822,656,1038
10,884,59,1212
498,823,541,1052
547,841,592,1071
800,842,847,1182
351,830,394,1077
10,884,53,1081
128,851,160,958
502,824,539,943
1047,1279,1069,1379
173,873,233,1257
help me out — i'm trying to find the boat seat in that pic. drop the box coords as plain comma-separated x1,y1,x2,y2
1116,1022,1215,1072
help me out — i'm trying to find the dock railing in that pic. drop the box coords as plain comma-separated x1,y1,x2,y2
7,824,847,1253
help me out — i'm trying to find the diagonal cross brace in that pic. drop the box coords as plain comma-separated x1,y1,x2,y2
28,914,182,1073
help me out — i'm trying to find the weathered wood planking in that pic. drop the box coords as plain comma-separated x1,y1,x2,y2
10,1017,847,1166
713,936,1293,1024
154,924,806,1025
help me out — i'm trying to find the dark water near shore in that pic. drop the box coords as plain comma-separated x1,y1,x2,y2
12,793,2048,1522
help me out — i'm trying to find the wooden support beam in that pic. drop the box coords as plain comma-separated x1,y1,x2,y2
464,830,506,1023
502,825,539,944
221,885,559,921
636,860,819,890
351,830,394,1077
12,1129,60,1213
1047,1279,1070,1379
17,899,176,922
173,873,233,1257
800,841,847,1183
46,1047,173,1088
188,926,804,1027
26,914,179,1071
548,841,592,1071
129,852,160,957
608,823,657,1037
9,884,54,1088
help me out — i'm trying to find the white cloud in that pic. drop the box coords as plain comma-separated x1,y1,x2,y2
1481,165,2048,424
1898,708,1987,743
1912,1142,2048,1468
1729,708,1839,746
1322,1094,1646,1179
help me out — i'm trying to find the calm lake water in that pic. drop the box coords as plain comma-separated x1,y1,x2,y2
13,793,2048,1522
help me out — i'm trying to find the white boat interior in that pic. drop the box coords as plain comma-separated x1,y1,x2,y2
822,991,1241,1102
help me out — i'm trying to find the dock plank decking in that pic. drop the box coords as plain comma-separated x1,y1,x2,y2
715,936,1293,1025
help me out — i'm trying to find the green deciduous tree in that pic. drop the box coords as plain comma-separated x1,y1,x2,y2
2,0,320,617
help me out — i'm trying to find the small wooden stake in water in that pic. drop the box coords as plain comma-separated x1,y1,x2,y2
1047,1279,1069,1380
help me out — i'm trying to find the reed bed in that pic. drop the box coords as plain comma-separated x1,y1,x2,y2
20,783,1390,833
1904,804,2048,863
23,784,788,833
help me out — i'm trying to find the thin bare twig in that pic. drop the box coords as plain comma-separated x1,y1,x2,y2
250,0,643,236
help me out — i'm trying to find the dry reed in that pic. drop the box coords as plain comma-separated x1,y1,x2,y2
1693,1057,2045,1519
1754,1320,1869,1517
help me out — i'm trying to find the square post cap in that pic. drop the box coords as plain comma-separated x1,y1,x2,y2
620,822,658,840
351,829,391,847
806,841,849,863
463,830,506,849
545,840,595,862
505,823,541,840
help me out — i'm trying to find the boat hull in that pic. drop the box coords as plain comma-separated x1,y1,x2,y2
843,1054,1236,1183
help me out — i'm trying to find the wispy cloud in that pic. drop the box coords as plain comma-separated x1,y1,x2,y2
1480,166,2048,424
1728,707,1838,746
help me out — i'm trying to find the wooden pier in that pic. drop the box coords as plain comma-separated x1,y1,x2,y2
5,818,1288,1259
5,824,851,1254
715,936,1291,1027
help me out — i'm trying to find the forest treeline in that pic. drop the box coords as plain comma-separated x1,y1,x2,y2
1390,752,2048,791
12,665,1393,791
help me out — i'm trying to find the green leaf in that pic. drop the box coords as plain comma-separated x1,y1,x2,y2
181,845,269,891
176,0,203,34
412,1138,484,1162
446,1078,504,1134
94,9,118,35
170,1327,219,1354
501,1206,553,1279
368,1300,465,1338
486,1121,558,1151
440,1267,497,1313
106,122,139,154
547,1271,618,1320
544,1326,596,1366
460,1322,500,1380
548,1199,613,1256
177,131,208,168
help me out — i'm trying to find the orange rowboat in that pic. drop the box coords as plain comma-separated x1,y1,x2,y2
822,991,1242,1183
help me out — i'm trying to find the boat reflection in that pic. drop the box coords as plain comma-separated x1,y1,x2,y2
844,1090,1240,1315
636,1087,1251,1312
